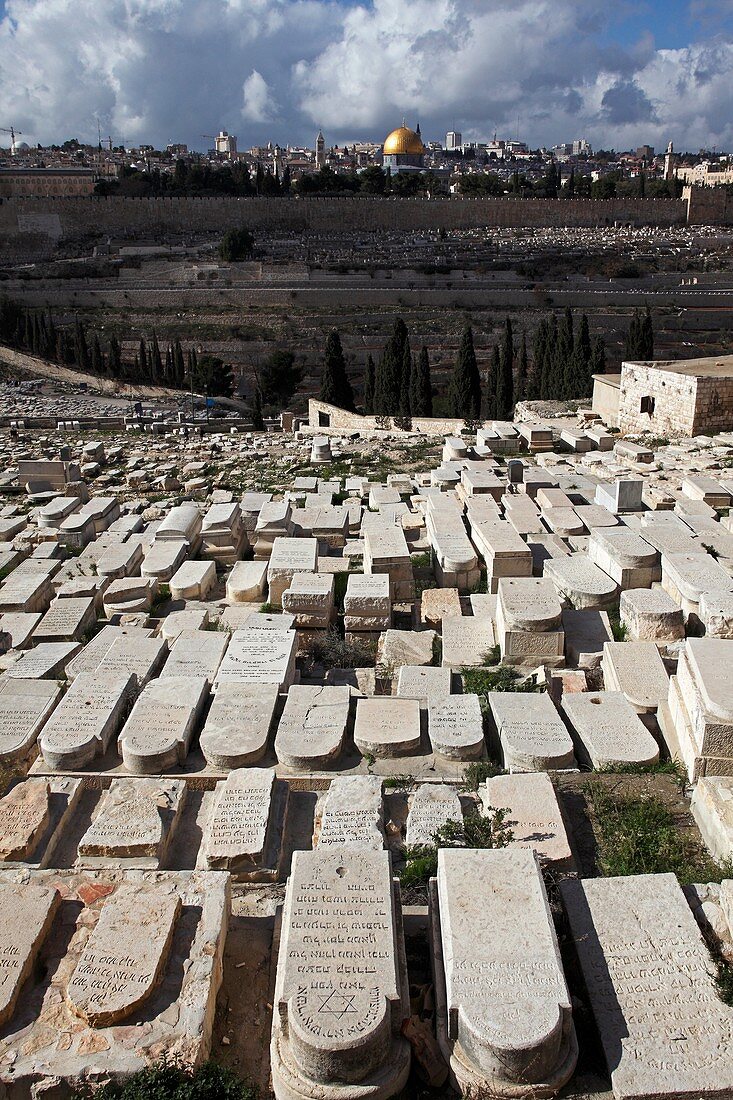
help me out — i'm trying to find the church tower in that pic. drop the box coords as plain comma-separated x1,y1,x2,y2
316,129,325,169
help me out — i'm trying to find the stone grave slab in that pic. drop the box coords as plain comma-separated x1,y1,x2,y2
199,682,278,768
431,848,576,1096
354,697,421,758
406,783,462,847
0,776,83,868
159,628,229,682
169,559,217,601
267,536,318,606
397,664,451,705
6,641,81,679
480,772,573,868
441,615,495,669
0,882,59,1027
200,768,281,878
619,587,685,641
0,572,53,615
562,873,733,1100
94,634,168,688
214,625,297,691
271,849,410,1100
489,691,576,772
67,881,181,1027
0,678,62,763
544,554,618,611
77,778,187,867
0,612,41,650
275,685,351,769
379,628,436,669
428,694,485,760
315,775,384,849
118,676,208,773
601,640,669,714
562,608,613,668
226,559,268,602
32,596,97,643
38,672,135,769
65,625,154,681
0,868,228,1092
561,691,660,768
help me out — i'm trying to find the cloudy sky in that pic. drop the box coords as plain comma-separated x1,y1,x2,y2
1,0,733,152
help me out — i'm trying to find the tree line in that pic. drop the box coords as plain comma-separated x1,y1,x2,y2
0,299,234,396
319,309,620,422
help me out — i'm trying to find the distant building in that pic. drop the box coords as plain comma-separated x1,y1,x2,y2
0,167,96,197
593,353,733,436
636,145,655,161
382,122,425,172
166,143,188,156
573,139,591,155
677,160,733,187
445,131,462,151
664,141,676,181
215,131,237,159
315,130,325,169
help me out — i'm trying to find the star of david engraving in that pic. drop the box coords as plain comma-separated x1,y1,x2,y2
317,990,357,1019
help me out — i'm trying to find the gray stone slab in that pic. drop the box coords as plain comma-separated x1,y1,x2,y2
118,677,208,773
38,672,135,769
275,685,351,769
199,683,278,768
315,775,384,850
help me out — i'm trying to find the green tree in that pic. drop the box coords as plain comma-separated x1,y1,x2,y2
138,338,148,380
496,317,514,419
399,339,412,419
515,333,528,403
149,332,163,383
107,336,122,379
484,344,499,420
449,324,482,419
258,349,302,408
363,354,375,414
219,227,255,261
625,306,654,360
195,355,234,398
359,166,387,194
410,346,433,417
251,387,265,430
374,318,408,416
320,329,354,411
90,335,104,375
73,320,90,372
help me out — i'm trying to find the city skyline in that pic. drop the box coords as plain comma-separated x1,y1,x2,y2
1,0,733,153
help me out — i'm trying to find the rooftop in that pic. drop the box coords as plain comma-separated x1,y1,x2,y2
624,353,733,379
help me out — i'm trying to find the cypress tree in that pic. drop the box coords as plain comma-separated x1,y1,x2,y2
165,345,173,384
149,332,163,383
108,336,122,378
411,346,433,417
529,320,547,401
74,321,90,372
496,317,514,419
641,305,654,359
399,342,412,418
174,340,186,387
138,338,149,381
448,324,482,420
251,387,265,430
374,319,407,416
363,354,375,414
484,345,499,420
515,334,528,403
591,336,607,378
541,314,558,400
90,335,104,375
320,329,354,411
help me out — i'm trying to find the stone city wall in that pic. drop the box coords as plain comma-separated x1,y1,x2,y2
308,398,476,436
0,194,689,241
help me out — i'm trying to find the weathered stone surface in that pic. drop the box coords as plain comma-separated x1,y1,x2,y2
431,848,576,1096
77,778,186,866
480,772,573,868
226,559,268,602
441,615,495,669
271,849,410,1100
619,587,685,641
275,685,350,769
159,628,229,681
214,625,297,690
489,692,576,771
561,691,659,768
0,882,59,1026
118,676,208,773
33,596,97,643
0,779,50,861
67,881,181,1027
691,775,733,864
94,634,168,687
544,554,618,611
315,775,384,849
6,640,80,679
354,697,421,758
397,665,451,705
601,640,669,713
428,694,485,760
199,682,278,768
379,628,436,669
562,873,733,1100
406,783,462,847
0,678,62,763
65,625,154,681
38,672,135,769
202,768,277,872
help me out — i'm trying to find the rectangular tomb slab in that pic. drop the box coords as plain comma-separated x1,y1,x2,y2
314,775,384,849
94,634,168,688
489,691,576,772
354,697,422,758
431,848,576,1096
201,767,281,877
38,672,135,770
406,783,462,847
67,880,181,1027
65,625,154,680
77,778,187,867
7,641,81,680
275,685,351,769
0,868,228,1093
561,691,659,769
214,625,297,691
199,682,278,768
0,678,62,764
428,694,485,760
117,676,208,774
0,882,59,1026
480,772,573,869
562,872,733,1100
159,628,229,681
271,848,411,1100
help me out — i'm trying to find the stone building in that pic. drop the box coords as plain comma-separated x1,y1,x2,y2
593,353,733,436
382,122,425,172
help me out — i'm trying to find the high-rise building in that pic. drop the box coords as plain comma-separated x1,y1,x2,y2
445,131,462,151
573,139,591,155
215,130,237,159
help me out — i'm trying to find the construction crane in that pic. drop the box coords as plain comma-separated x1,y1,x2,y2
0,126,22,147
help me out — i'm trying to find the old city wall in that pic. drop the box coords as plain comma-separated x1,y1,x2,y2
308,398,477,437
0,194,690,240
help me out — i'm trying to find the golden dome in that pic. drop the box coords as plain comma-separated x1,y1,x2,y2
383,124,424,156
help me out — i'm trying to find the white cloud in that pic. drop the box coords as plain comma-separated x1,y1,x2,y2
1,0,732,152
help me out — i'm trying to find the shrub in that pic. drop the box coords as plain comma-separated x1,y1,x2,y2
399,809,514,894
304,629,376,669
219,228,255,262
70,1059,255,1099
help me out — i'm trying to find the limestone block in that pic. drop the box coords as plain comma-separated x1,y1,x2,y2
77,778,186,867
431,848,576,1096
601,640,669,714
489,692,576,772
441,615,495,669
480,772,572,868
354,697,421,758
379,628,436,669
0,882,59,1027
428,694,485,760
160,629,229,681
38,671,135,769
118,676,208,773
202,767,279,875
406,783,462,847
315,775,384,849
560,691,659,768
226,559,268,602
619,587,685,641
544,554,618,611
199,682,278,768
691,776,733,864
275,685,351,769
169,558,216,601
0,679,62,764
